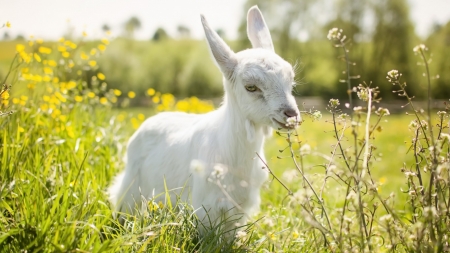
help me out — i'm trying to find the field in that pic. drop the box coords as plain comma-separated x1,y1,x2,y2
0,36,449,252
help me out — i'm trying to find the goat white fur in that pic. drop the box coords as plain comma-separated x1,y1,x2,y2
108,6,300,234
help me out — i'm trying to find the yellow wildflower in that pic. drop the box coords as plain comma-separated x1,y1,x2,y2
6,21,11,28
138,113,145,121
36,39,43,44
12,98,20,104
65,40,77,49
74,95,83,102
48,60,57,67
32,75,42,82
27,83,36,89
80,52,89,60
100,97,108,105
51,109,61,119
55,92,66,103
66,125,75,138
19,51,31,63
176,100,189,112
152,96,160,104
67,81,76,89
90,49,97,55
101,38,109,45
40,103,49,111
131,117,140,129
38,46,52,54
128,91,136,99
59,115,67,122
43,67,53,74
62,52,70,58
97,72,106,80
16,44,25,53
87,92,96,98
113,89,122,96
98,44,106,52
18,126,25,133
88,60,97,67
1,90,10,100
147,88,155,96
57,46,66,52
82,31,88,37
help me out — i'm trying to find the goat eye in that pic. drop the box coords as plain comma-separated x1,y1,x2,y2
245,85,258,92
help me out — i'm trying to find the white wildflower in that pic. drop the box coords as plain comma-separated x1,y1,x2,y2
357,88,369,101
380,214,392,222
437,111,447,116
329,98,340,108
299,143,311,156
282,170,297,183
353,106,363,112
420,120,428,130
286,116,299,127
376,107,390,116
413,44,427,54
211,163,227,179
236,230,247,240
423,206,437,217
327,28,343,41
312,110,322,120
409,120,418,128
387,69,402,82
404,171,416,178
190,159,205,174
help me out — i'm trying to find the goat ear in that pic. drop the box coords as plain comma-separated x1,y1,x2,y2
201,15,237,80
247,6,274,52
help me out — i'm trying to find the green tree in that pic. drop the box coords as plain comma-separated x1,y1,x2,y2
124,16,142,38
367,0,418,99
426,21,450,98
152,28,170,41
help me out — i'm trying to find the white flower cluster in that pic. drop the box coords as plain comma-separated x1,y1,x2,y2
329,98,340,108
327,28,343,41
357,87,369,101
376,107,390,116
386,69,401,82
299,143,311,156
286,116,300,128
312,110,322,120
413,44,427,54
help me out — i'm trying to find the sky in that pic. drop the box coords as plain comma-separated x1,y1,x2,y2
1,0,450,41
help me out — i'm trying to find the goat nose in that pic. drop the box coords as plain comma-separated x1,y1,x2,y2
284,108,298,118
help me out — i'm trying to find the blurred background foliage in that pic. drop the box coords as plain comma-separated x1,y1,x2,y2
1,0,449,103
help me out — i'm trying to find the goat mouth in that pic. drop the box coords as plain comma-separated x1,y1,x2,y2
272,118,294,130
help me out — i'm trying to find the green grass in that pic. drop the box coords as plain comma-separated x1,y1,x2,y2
1,37,447,252
0,97,417,252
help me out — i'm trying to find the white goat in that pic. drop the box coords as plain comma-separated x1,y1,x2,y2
108,5,300,235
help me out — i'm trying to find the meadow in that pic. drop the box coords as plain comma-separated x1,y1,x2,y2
0,30,449,252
